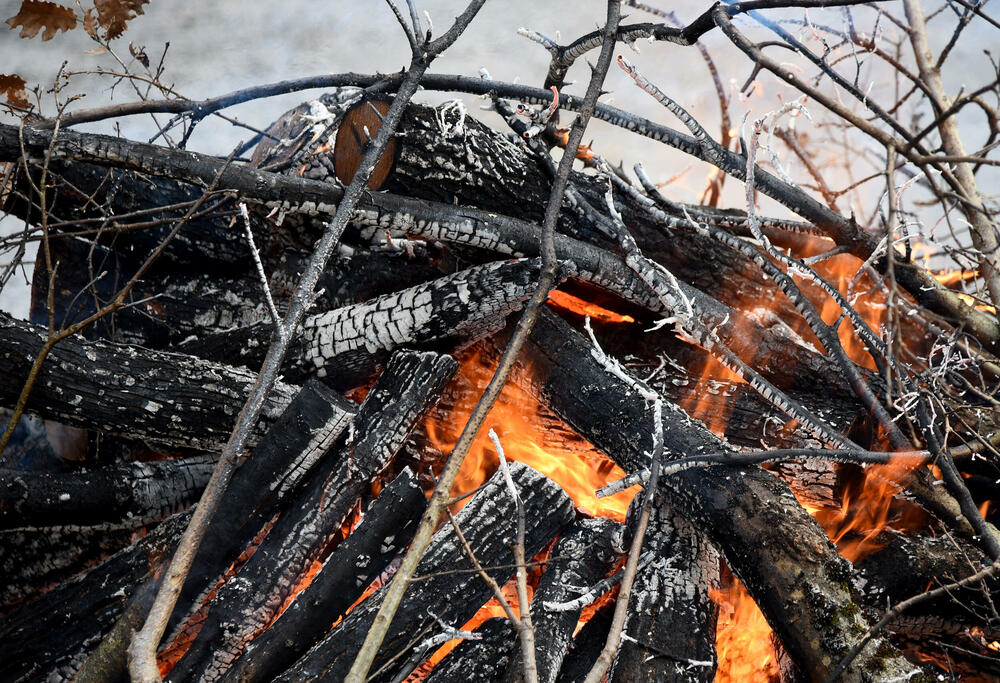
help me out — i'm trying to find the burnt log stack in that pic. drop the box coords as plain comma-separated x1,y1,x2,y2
0,88,997,682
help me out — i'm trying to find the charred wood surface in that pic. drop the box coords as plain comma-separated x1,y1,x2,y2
4,159,256,272
610,502,718,683
0,455,214,530
222,467,427,683
29,236,268,349
168,380,355,636
425,617,516,683
858,529,1000,639
0,509,190,681
525,309,926,681
0,312,299,450
502,517,622,683
556,602,615,683
0,518,139,608
167,350,457,682
274,461,575,682
180,258,555,390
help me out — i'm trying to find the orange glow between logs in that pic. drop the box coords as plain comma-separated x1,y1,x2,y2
425,345,638,523
711,580,780,682
547,289,636,324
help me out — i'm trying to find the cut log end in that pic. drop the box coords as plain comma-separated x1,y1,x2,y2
333,97,396,189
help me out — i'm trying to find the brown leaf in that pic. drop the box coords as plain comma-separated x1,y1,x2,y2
83,7,97,37
94,0,148,40
0,73,31,109
5,1,77,40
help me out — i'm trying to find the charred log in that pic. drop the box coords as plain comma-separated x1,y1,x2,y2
858,529,1000,640
524,308,926,681
168,380,354,635
273,461,575,682
501,517,622,683
0,509,190,681
425,617,516,683
609,502,718,683
166,350,457,682
0,455,214,530
556,601,615,683
222,467,427,683
0,311,299,451
180,258,557,390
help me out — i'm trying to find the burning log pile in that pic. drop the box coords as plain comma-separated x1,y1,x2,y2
3,1,1000,681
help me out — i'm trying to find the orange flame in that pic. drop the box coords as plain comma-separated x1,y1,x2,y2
547,289,636,324
425,346,638,522
711,578,779,682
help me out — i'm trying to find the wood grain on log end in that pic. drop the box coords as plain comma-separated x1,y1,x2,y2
334,97,396,189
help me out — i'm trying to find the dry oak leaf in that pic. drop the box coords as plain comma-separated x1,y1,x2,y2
0,74,31,109
5,0,77,40
94,0,149,40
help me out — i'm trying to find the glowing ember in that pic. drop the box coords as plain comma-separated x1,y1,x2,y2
711,579,779,682
547,289,636,324
425,346,638,522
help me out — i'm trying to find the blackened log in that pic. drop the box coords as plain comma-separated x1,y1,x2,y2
609,503,718,683
0,509,189,681
858,529,1000,639
0,520,138,607
221,467,427,683
502,518,622,683
525,309,926,681
30,236,268,349
274,462,576,682
0,311,298,450
5,159,257,273
0,455,214,529
352,193,861,401
168,381,355,634
269,246,443,312
424,618,516,683
166,350,457,682
556,602,615,683
180,258,557,390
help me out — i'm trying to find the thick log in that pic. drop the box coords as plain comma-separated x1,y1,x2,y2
425,618,516,683
166,350,457,682
4,159,257,272
608,500,718,683
167,381,355,635
0,455,214,530
30,236,268,349
273,461,576,682
0,311,299,450
0,518,138,608
556,602,615,683
0,509,190,681
502,518,622,683
858,529,1000,639
525,309,927,682
222,466,427,683
180,258,555,390
351,193,863,402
